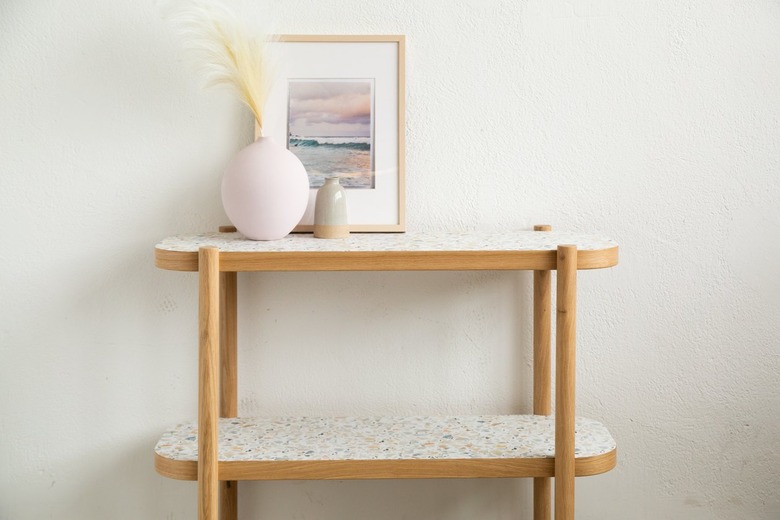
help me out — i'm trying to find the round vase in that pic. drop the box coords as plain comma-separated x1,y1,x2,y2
221,137,310,240
313,176,349,239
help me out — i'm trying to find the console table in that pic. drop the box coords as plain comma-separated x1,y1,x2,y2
153,226,619,520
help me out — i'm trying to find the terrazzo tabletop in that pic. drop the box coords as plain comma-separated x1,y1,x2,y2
156,231,618,254
155,415,616,462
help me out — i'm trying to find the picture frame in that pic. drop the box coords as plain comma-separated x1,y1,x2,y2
262,35,406,232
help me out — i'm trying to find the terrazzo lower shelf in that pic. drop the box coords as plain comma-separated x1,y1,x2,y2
154,415,617,481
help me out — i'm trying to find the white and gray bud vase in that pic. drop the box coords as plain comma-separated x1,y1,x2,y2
313,176,349,238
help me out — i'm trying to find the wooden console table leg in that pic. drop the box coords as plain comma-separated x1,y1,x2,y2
199,247,220,520
555,245,577,520
219,271,238,520
533,225,552,520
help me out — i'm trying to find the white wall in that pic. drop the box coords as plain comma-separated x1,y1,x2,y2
1,0,778,519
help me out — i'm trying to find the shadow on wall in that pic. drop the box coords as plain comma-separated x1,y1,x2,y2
240,478,531,519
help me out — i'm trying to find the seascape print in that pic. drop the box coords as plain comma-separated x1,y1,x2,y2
287,79,375,189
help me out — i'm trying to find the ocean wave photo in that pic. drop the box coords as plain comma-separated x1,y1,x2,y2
289,137,372,188
287,79,375,189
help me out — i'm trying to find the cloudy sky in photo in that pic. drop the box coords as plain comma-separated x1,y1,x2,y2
288,80,373,137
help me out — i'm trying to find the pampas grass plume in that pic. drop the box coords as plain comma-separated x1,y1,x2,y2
163,0,275,134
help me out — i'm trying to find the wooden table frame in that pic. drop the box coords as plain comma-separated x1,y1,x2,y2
155,226,619,520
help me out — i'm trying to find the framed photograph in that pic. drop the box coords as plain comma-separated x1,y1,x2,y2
263,35,405,232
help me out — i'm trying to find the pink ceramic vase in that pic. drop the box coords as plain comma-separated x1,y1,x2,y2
221,137,310,240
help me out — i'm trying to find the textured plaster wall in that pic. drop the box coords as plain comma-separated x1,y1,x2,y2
1,0,779,519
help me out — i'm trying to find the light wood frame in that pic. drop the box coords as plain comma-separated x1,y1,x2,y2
169,226,616,520
262,35,406,233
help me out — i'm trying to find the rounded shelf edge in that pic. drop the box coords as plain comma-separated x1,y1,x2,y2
154,246,619,272
155,248,198,271
154,448,617,481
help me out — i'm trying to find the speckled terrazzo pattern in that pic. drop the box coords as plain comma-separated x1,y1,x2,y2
155,415,615,462
156,231,617,254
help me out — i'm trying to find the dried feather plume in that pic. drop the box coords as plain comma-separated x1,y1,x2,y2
163,0,276,135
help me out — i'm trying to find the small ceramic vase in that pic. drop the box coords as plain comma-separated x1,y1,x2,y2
313,176,349,239
221,137,309,241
